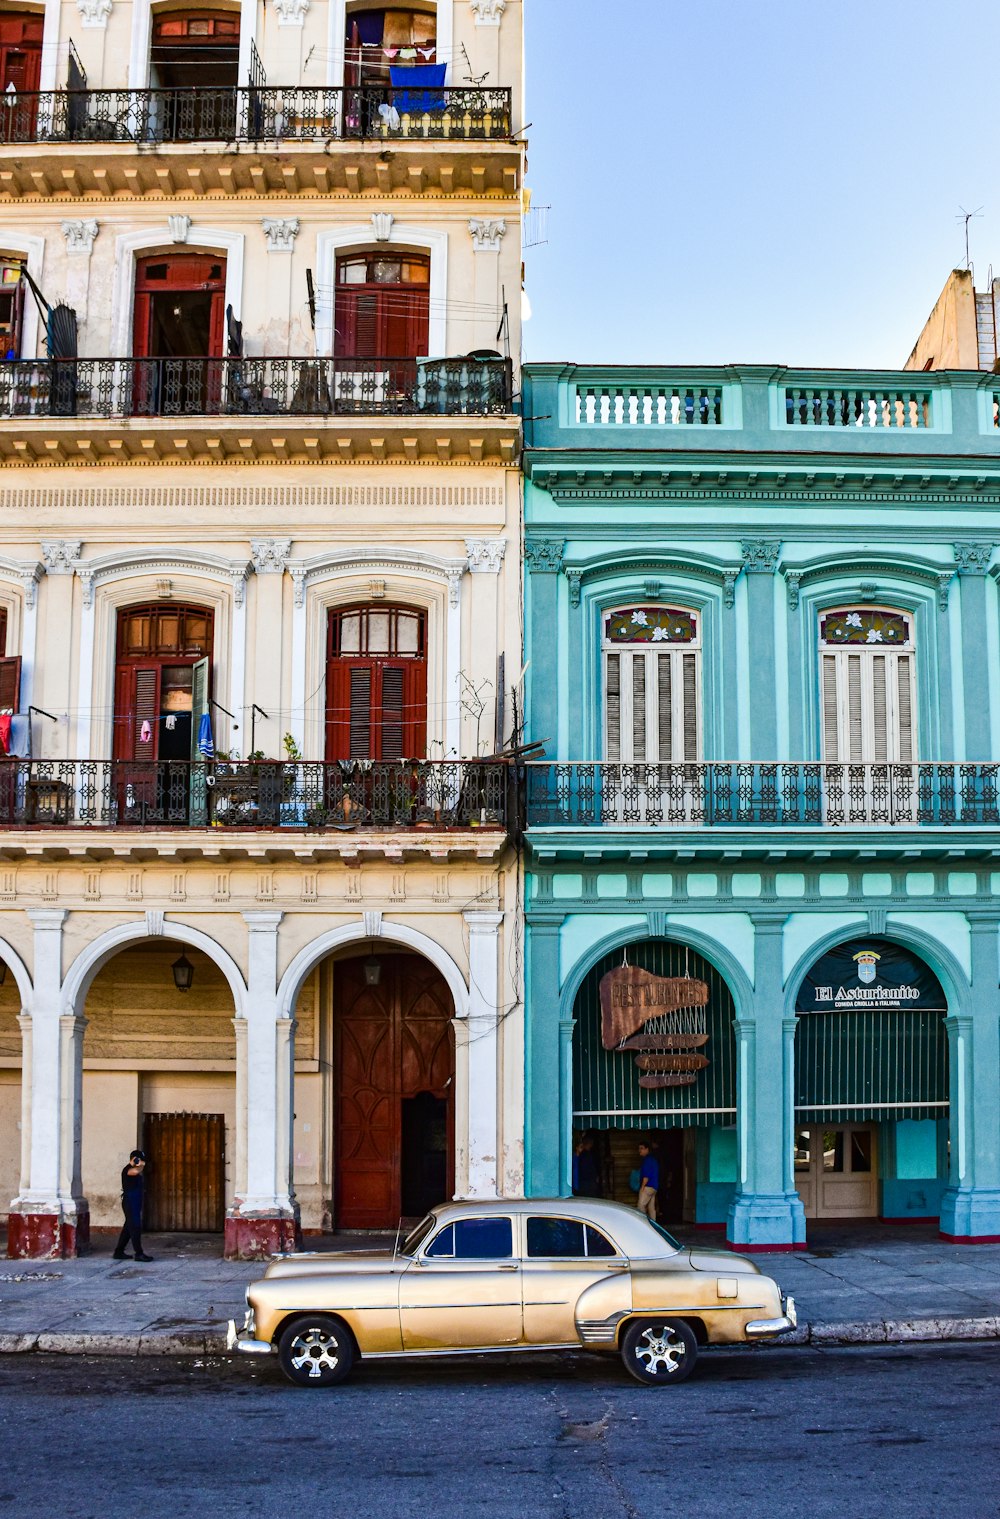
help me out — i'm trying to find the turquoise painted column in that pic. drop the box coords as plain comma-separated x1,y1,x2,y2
739,541,780,760
559,1016,576,1197
721,570,740,759
940,910,1000,1240
727,913,806,1250
525,538,565,749
525,909,565,1197
784,576,805,757
954,545,994,760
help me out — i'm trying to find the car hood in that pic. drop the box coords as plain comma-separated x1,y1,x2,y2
263,1249,401,1279
686,1246,761,1275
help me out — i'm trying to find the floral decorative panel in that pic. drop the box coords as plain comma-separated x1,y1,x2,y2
605,607,697,644
820,609,910,646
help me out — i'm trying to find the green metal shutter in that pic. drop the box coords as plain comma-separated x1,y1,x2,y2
794,1009,948,1123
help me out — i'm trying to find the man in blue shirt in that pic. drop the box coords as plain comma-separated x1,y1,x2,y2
636,1142,659,1221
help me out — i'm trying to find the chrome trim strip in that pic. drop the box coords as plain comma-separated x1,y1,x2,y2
399,1302,520,1311
363,1343,574,1360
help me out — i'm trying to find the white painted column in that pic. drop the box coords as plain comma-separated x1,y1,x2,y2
16,1012,32,1196
230,571,249,753
38,0,62,92
75,585,95,761
18,572,40,718
237,0,257,86
23,909,67,1206
232,1015,248,1202
464,539,505,753
446,569,463,760
288,569,307,756
240,911,292,1212
463,910,503,1198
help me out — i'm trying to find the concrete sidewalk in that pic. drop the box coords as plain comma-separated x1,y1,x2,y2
0,1224,998,1356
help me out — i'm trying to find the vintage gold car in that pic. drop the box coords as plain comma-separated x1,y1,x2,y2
227,1198,795,1388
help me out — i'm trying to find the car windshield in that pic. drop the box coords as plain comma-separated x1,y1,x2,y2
647,1219,681,1252
401,1214,436,1255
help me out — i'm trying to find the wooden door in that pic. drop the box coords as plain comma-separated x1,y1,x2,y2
142,1111,226,1232
794,1124,877,1219
334,954,453,1229
0,13,43,92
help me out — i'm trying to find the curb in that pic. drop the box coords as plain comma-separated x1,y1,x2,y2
0,1320,998,1357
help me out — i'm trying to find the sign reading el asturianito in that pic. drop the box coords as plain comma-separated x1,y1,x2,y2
795,938,947,1014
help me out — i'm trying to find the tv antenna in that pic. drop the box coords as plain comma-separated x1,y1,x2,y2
957,205,983,271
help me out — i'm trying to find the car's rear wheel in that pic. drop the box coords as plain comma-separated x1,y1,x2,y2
278,1315,355,1388
620,1319,697,1386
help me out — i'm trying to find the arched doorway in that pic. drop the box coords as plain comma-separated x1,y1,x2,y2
132,253,227,414
81,939,237,1236
572,939,737,1227
148,7,240,138
793,937,949,1222
319,948,454,1228
0,958,23,1244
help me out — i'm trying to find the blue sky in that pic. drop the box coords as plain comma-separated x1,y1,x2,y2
521,0,1000,368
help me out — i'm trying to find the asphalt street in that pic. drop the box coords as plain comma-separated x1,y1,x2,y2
0,1343,997,1519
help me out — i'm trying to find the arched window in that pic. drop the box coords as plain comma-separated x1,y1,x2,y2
345,4,437,88
819,608,916,763
603,607,700,763
114,603,214,764
334,251,430,360
150,8,240,91
326,605,427,761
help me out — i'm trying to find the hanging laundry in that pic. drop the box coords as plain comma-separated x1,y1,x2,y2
417,45,437,60
0,712,11,755
8,714,29,758
197,711,215,760
165,714,177,732
140,719,152,746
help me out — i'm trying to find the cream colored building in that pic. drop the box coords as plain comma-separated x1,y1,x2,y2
0,0,524,1257
904,266,1000,371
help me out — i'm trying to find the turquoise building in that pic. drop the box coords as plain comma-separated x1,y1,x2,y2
522,364,1000,1249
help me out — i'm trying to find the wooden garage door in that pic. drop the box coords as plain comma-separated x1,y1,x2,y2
143,1111,225,1232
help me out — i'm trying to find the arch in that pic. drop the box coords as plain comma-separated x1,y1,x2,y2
109,227,245,359
557,920,755,1027
783,921,969,1019
130,0,255,88
61,920,247,1020
277,920,469,1022
0,231,43,359
0,934,34,1010
315,225,448,357
326,0,453,87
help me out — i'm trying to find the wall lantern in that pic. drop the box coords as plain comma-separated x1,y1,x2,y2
363,955,382,988
172,951,195,993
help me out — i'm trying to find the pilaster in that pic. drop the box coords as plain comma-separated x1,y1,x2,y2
525,540,564,752
940,911,1000,1241
461,911,503,1198
525,910,564,1196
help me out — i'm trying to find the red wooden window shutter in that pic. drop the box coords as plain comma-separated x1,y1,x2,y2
115,665,161,761
0,656,21,712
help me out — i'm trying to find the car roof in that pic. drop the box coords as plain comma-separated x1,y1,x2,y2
425,1197,678,1256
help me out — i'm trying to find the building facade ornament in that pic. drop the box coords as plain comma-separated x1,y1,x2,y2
19,565,42,609
145,909,165,937
465,538,506,574
168,214,192,244
740,539,781,574
784,571,802,611
77,567,95,608
954,542,994,575
362,909,383,938
250,539,292,574
468,218,507,253
261,218,300,253
722,570,738,610
471,0,506,22
524,538,565,573
566,570,582,608
371,214,394,243
290,567,307,608
230,568,248,608
41,541,82,575
76,0,112,28
858,581,879,602
273,0,308,23
446,568,464,609
937,571,953,611
61,219,99,255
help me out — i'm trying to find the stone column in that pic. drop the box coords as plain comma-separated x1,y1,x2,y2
464,540,505,755
954,545,995,760
8,910,89,1259
739,541,780,761
525,910,564,1197
524,540,564,752
940,911,1000,1240
558,1015,576,1197
462,911,503,1198
224,911,298,1259
726,913,806,1251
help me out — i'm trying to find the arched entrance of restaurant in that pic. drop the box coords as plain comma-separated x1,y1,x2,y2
571,938,737,1228
792,936,950,1223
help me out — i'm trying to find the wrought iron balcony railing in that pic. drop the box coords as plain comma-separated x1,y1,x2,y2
525,762,1000,828
0,356,514,421
0,84,512,145
0,758,509,830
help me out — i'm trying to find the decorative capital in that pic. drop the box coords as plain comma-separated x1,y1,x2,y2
273,0,308,22
471,0,506,22
468,217,507,253
168,214,192,244
261,217,300,253
741,538,781,574
937,571,953,611
61,219,99,255
723,570,738,609
77,567,95,609
76,0,111,27
465,537,506,574
566,569,582,608
525,537,565,573
41,540,81,574
290,566,307,608
446,568,464,609
954,542,994,576
785,570,802,610
371,213,394,243
250,538,292,574
230,567,248,608
20,565,42,610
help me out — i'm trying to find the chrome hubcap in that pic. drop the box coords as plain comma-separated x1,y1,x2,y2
634,1326,685,1377
290,1328,340,1379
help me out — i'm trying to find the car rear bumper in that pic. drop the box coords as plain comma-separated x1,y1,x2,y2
226,1311,275,1356
745,1295,797,1339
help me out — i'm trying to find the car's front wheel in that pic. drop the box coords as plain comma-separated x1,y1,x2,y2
620,1319,698,1386
278,1315,356,1388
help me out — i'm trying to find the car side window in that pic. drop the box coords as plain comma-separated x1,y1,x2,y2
425,1219,513,1259
585,1225,618,1258
526,1217,587,1258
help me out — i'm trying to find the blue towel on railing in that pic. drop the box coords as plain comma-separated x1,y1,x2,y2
389,63,446,113
197,712,215,759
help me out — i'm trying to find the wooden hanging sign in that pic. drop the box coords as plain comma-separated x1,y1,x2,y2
599,965,708,1049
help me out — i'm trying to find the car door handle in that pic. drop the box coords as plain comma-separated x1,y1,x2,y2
496,1263,518,1271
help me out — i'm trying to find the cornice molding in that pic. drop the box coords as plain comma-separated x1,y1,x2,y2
69,548,254,608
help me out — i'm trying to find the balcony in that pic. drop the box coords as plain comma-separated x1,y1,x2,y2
0,356,518,464
525,762,1000,833
0,86,519,199
0,758,510,847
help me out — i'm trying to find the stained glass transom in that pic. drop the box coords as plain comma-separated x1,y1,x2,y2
820,609,910,647
605,608,697,645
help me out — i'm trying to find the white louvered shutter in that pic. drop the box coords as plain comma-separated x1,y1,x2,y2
821,647,917,763
604,647,700,762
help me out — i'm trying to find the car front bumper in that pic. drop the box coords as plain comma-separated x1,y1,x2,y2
226,1310,275,1356
745,1295,797,1339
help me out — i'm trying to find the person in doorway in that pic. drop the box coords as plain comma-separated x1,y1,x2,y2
572,1135,600,1197
113,1150,153,1262
635,1141,660,1221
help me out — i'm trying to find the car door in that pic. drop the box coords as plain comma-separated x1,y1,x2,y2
520,1215,629,1345
399,1216,522,1351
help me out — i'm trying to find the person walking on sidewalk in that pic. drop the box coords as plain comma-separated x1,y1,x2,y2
635,1142,659,1222
113,1150,153,1262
